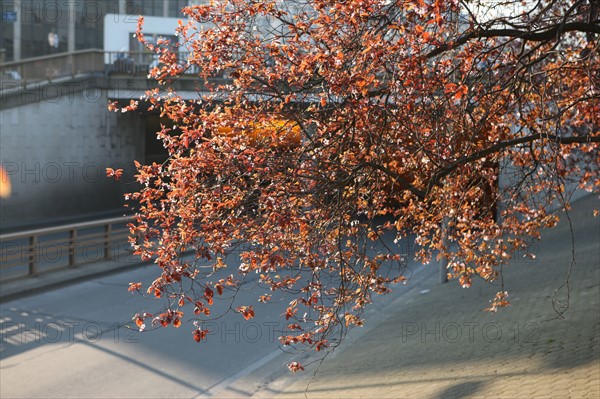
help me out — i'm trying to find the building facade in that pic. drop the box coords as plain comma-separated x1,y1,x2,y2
1,0,189,62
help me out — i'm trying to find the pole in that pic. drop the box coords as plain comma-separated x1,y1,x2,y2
68,1,75,54
440,216,449,283
14,0,21,61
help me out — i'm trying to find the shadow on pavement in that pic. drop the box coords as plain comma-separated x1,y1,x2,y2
431,380,487,399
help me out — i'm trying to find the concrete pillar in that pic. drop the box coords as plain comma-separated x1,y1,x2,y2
163,0,169,17
119,0,126,14
440,216,450,283
13,0,21,61
68,1,76,53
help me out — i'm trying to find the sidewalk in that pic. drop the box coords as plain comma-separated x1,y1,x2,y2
252,194,600,398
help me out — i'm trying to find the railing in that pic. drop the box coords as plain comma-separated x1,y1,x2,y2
104,50,201,76
1,49,207,87
1,49,106,86
0,217,134,282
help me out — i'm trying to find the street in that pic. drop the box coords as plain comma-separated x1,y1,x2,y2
1,237,437,398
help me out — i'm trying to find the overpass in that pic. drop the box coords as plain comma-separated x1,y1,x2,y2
1,48,233,109
0,49,227,231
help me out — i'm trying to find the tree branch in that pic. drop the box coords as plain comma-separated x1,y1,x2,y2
362,162,426,200
427,134,600,194
426,22,600,59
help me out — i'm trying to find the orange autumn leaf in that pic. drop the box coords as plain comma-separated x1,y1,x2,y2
237,306,255,320
128,282,142,292
288,361,304,373
133,314,144,328
284,307,297,320
193,328,208,343
454,85,468,100
204,287,214,305
105,168,123,181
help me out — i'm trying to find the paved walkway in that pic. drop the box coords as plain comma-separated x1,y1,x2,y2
245,194,600,398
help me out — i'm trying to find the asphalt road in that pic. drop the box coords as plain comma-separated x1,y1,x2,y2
0,237,438,398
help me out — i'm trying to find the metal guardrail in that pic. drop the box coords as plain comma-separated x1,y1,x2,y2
0,217,134,282
0,49,205,87
103,50,201,76
1,49,106,86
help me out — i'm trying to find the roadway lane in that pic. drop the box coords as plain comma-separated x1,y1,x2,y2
1,237,438,398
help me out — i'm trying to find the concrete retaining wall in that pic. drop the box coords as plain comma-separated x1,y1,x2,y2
0,86,144,230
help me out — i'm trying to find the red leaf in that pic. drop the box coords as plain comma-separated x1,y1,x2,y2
204,287,214,305
133,314,144,328
284,307,297,320
128,282,142,292
106,168,123,181
193,328,208,342
258,294,271,303
237,306,255,320
288,361,304,373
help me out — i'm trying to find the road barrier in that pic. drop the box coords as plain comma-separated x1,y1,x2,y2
0,217,133,282
1,49,215,87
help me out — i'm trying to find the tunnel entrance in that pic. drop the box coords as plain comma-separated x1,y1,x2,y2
144,113,171,165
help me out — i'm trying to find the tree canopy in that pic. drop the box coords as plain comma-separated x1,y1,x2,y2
110,0,599,371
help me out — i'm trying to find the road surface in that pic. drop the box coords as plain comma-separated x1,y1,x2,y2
1,237,437,398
